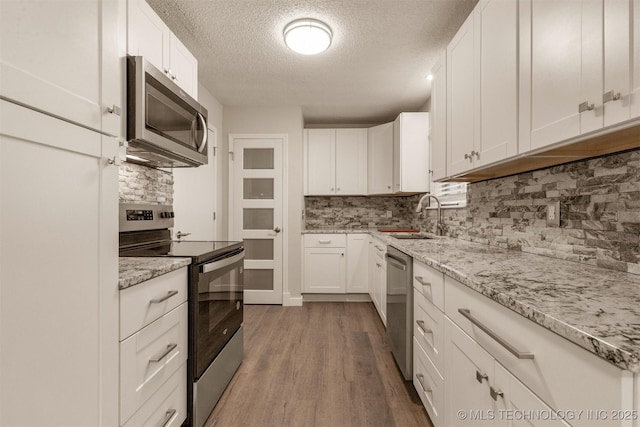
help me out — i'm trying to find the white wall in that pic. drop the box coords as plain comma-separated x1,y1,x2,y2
171,84,224,240
223,106,304,304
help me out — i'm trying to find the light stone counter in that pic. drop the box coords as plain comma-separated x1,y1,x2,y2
304,228,640,372
119,257,191,290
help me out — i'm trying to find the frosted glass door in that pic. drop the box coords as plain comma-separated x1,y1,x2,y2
231,137,283,304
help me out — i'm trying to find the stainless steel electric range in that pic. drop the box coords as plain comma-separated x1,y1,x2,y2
119,203,244,427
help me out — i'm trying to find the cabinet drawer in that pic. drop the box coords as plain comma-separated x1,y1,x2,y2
304,233,346,248
413,288,444,375
120,268,188,340
120,303,188,424
122,363,187,427
413,337,444,427
413,260,444,310
445,276,633,421
371,238,387,261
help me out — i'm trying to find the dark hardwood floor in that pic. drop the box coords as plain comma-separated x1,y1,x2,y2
205,302,433,427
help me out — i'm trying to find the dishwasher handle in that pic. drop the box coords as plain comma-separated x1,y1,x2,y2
385,253,407,271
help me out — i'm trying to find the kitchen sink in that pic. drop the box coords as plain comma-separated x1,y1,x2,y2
390,233,433,240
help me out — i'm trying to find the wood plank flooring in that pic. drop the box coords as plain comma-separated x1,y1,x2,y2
205,302,433,427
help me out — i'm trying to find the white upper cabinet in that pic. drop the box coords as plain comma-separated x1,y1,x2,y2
447,12,477,177
447,0,517,177
429,53,447,182
304,128,367,196
393,112,430,193
367,122,394,194
127,0,198,98
521,0,635,152
0,0,124,137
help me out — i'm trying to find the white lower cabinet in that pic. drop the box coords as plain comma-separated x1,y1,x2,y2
303,233,370,294
368,237,387,325
440,275,634,427
411,260,636,427
119,268,188,426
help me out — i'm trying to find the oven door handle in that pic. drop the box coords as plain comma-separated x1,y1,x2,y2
201,251,244,274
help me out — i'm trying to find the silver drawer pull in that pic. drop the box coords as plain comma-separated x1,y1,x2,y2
375,245,383,251
415,276,433,301
603,90,621,103
149,343,177,363
161,409,177,427
150,290,179,304
416,320,432,335
459,308,535,360
318,239,332,244
476,370,488,384
416,374,432,393
490,386,504,401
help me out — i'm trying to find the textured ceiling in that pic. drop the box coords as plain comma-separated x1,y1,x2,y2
147,0,478,125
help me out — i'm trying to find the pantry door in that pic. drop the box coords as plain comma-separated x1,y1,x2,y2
230,135,284,305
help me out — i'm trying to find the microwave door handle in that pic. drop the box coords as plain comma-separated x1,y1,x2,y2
196,113,207,153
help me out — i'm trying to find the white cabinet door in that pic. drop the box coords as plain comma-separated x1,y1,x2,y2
393,112,430,193
603,0,633,127
445,319,495,427
127,0,168,73
447,13,477,176
303,247,346,293
169,34,199,99
304,129,335,195
335,128,367,195
367,122,394,194
0,0,124,137
476,0,518,168
346,234,369,293
127,0,198,98
430,53,447,181
493,364,571,427
0,101,119,427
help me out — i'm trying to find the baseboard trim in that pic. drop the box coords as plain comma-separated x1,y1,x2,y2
302,293,373,303
283,292,303,306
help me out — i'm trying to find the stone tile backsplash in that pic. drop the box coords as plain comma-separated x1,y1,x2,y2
119,162,174,205
304,196,414,229
305,148,640,275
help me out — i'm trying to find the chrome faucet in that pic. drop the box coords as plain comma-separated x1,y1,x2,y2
415,194,443,236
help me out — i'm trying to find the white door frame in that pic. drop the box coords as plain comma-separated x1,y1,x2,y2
228,133,289,305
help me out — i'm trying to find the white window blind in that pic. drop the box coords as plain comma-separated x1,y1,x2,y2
429,182,467,208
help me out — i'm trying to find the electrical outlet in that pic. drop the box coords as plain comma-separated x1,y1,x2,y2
386,210,393,218
547,201,560,227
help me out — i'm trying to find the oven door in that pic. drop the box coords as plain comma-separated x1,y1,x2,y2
193,249,244,379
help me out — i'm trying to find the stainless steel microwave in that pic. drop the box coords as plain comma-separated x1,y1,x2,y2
127,56,208,168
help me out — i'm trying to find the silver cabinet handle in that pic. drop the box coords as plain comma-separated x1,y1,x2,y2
472,150,480,159
459,308,535,360
578,101,595,113
106,105,121,116
414,276,431,288
464,153,471,160
603,90,621,103
375,245,383,251
490,386,504,401
416,320,433,338
150,290,179,304
476,370,488,384
274,227,281,233
387,185,391,189
149,343,177,363
160,408,177,427
376,263,381,268
416,374,432,393
318,239,331,244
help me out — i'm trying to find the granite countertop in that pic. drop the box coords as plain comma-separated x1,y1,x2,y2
304,228,640,372
302,228,373,234
367,230,640,372
119,257,191,290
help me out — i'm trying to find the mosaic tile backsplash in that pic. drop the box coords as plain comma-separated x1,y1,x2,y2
119,162,174,205
305,148,640,275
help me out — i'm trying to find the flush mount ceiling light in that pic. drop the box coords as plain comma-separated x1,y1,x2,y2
284,18,332,55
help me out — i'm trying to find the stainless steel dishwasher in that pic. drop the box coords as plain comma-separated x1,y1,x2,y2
385,246,413,380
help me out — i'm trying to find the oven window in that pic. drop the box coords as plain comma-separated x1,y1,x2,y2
195,257,243,378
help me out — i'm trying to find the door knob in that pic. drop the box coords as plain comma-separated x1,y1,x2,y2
273,227,281,233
